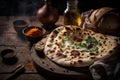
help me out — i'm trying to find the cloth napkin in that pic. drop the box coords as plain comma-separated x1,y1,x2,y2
89,47,120,80
81,8,120,80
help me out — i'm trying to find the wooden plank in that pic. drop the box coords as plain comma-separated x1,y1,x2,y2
0,16,64,80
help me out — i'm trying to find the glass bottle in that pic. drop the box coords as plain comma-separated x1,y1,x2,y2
64,0,81,26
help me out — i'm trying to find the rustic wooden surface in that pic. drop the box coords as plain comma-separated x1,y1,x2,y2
0,16,63,80
0,16,94,80
31,44,93,80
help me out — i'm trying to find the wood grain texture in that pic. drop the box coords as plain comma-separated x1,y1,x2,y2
31,37,93,80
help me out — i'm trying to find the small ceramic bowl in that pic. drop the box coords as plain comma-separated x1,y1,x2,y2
1,49,16,59
22,26,46,43
13,20,28,35
1,49,17,65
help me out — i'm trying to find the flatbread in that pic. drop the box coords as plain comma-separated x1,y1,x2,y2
44,25,119,67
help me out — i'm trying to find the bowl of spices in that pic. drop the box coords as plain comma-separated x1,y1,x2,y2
1,49,17,65
22,26,46,43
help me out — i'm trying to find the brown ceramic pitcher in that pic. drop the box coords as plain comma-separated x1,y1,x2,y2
36,0,59,28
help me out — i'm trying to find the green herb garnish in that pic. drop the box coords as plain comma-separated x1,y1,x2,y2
86,36,98,46
77,42,87,49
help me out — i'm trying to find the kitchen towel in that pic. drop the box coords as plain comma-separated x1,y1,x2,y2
90,47,120,80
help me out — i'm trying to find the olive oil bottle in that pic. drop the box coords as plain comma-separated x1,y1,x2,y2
64,0,81,26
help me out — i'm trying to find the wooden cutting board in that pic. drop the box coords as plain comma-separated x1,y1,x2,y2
30,37,93,80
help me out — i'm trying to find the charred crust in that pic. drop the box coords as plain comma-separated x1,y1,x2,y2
55,40,58,42
103,41,106,44
96,51,99,54
47,44,52,47
90,56,96,59
81,53,84,56
87,56,90,57
105,37,108,40
49,50,55,53
50,56,54,59
89,30,92,33
53,47,56,50
100,36,104,39
71,50,80,57
101,50,104,53
78,60,83,63
99,43,102,46
66,51,69,53
83,33,87,35
91,33,94,35
51,35,54,38
57,28,61,31
56,51,63,56
109,50,113,53
65,27,70,30
53,30,59,34
58,36,62,39
62,55,67,58
65,26,73,31
113,46,117,50
76,27,81,31
90,53,96,55
51,38,54,41
55,43,59,46
105,44,107,46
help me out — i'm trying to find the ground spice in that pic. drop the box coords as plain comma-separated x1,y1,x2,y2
26,63,34,71
25,28,43,37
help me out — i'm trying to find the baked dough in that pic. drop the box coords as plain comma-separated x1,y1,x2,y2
44,25,119,67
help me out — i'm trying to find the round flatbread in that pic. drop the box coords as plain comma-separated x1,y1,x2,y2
44,25,119,67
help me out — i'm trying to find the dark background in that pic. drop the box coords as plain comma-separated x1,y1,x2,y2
0,0,120,16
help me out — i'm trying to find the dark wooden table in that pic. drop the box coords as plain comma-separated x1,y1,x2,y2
0,16,63,80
